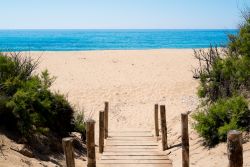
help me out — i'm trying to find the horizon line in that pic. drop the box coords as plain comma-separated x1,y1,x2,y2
0,28,238,30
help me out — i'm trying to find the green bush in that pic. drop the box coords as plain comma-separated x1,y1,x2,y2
0,53,38,84
193,16,250,102
73,111,86,141
193,96,250,146
0,53,84,138
193,14,250,146
194,46,250,102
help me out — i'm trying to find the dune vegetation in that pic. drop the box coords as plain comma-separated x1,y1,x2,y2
193,14,250,146
0,53,85,152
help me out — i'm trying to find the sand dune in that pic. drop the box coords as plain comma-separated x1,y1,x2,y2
29,49,249,167
1,49,249,166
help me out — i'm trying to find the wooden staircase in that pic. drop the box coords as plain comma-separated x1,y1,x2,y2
97,129,172,167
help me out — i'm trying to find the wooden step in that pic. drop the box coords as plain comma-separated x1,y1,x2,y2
110,130,151,133
106,143,158,146
104,148,159,152
101,155,169,160
103,152,165,156
107,137,155,141
109,134,153,137
97,159,171,164
107,141,156,143
98,130,172,167
105,146,159,149
97,164,172,167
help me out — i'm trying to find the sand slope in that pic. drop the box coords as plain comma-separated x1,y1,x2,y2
0,49,249,166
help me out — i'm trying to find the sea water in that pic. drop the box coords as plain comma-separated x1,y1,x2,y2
0,29,238,51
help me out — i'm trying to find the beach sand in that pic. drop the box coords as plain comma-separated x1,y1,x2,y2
1,49,249,166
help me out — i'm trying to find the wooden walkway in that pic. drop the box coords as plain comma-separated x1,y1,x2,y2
97,129,172,167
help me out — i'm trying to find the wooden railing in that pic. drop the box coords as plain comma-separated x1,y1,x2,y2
62,102,244,167
154,104,243,167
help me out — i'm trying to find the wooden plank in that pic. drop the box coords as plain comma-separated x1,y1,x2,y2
106,143,158,146
107,137,155,141
107,141,157,144
108,136,154,138
101,155,169,160
109,132,152,134
98,128,172,167
107,139,157,143
109,130,151,133
107,139,155,142
109,132,152,136
107,138,155,141
110,129,150,131
104,148,159,152
97,159,171,164
105,146,159,149
103,152,165,156
97,164,172,167
106,144,157,146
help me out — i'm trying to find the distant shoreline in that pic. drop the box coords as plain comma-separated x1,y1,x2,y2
0,28,238,31
0,47,215,53
0,46,227,52
0,29,236,51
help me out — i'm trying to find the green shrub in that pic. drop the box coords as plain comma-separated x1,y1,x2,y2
193,96,250,146
73,111,86,141
192,13,250,146
0,53,38,83
0,53,81,138
193,16,250,102
197,86,206,98
194,47,250,102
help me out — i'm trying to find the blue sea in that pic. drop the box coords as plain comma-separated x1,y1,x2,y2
0,29,238,51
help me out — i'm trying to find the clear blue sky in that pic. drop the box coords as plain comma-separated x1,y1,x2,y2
0,0,249,29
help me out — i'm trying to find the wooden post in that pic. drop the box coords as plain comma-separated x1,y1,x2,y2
104,102,109,139
181,113,189,167
86,119,96,167
227,130,243,167
62,137,75,167
154,104,159,137
99,111,105,153
160,105,168,150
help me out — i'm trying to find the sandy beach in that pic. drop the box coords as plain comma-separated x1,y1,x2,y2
1,49,249,166
31,49,199,130
0,0,249,166
31,49,250,167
